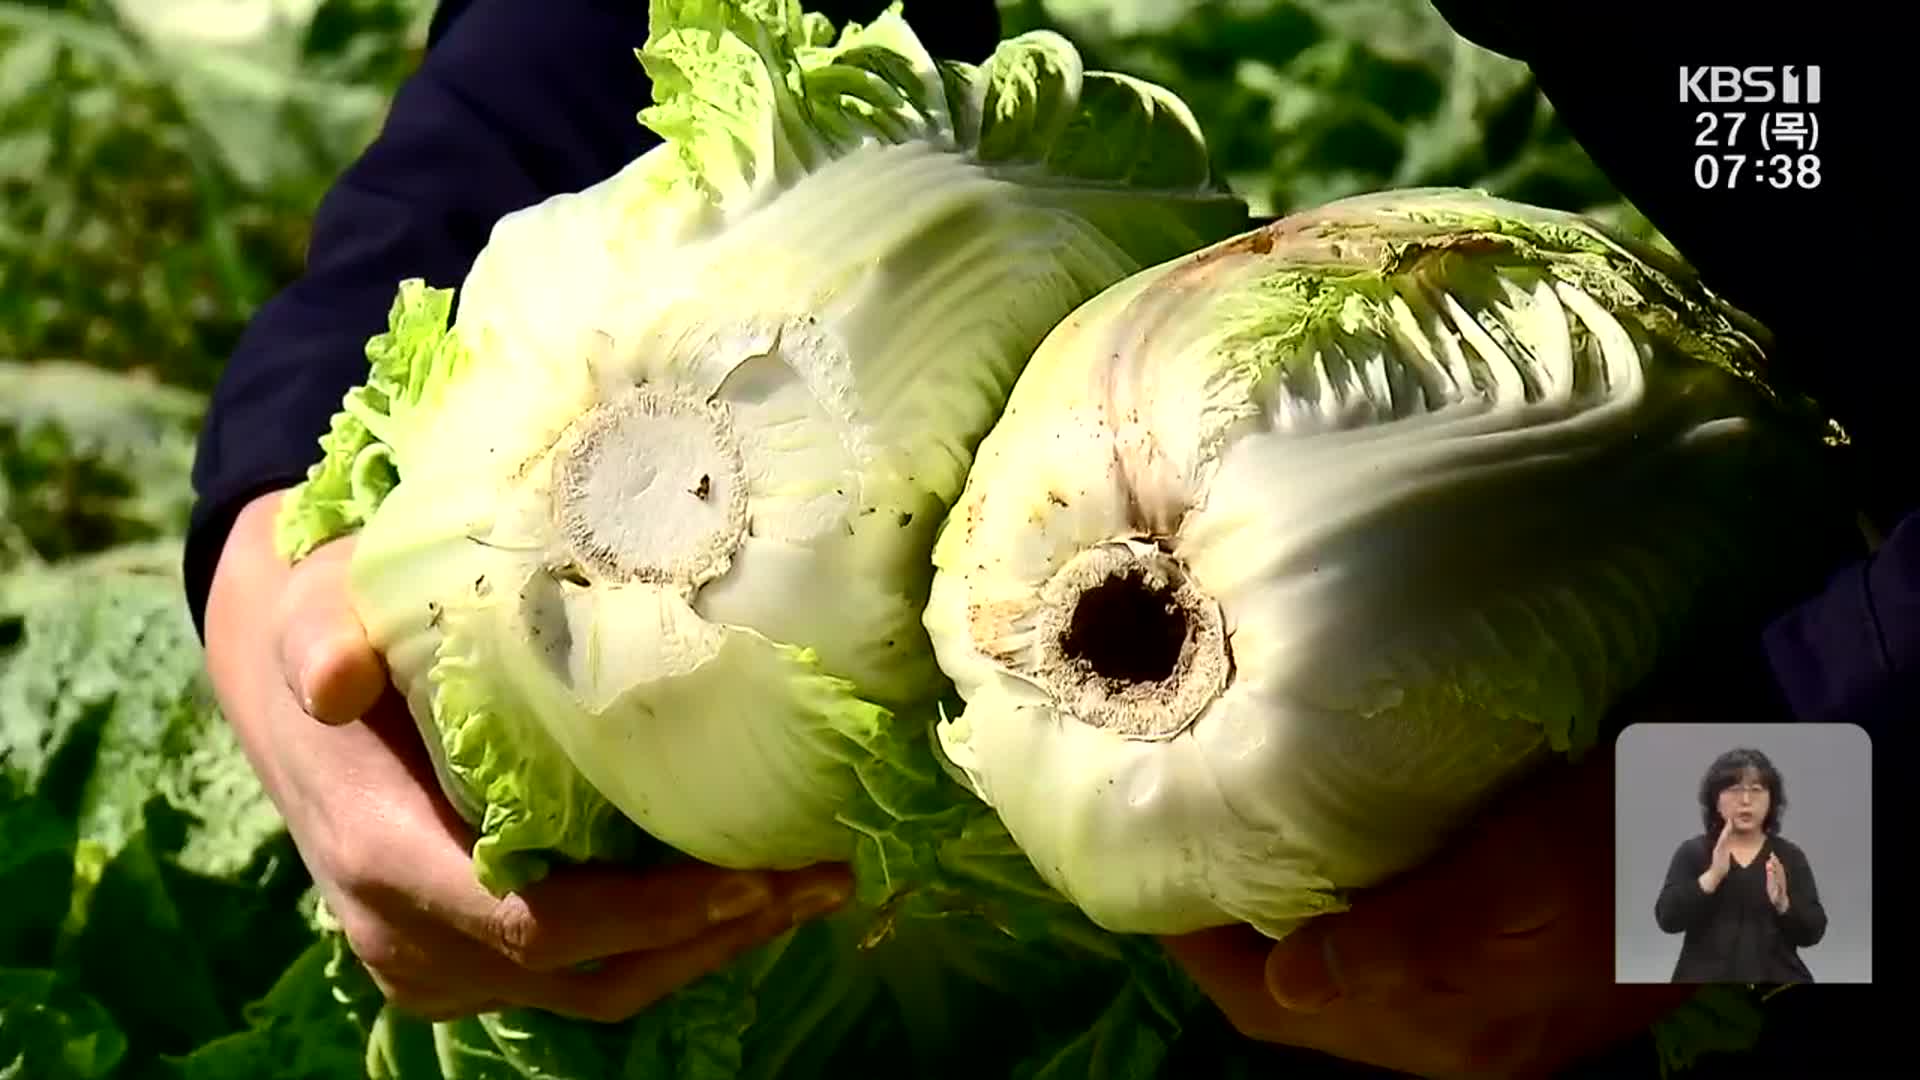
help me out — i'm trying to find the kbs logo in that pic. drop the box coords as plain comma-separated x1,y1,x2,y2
1679,66,1822,104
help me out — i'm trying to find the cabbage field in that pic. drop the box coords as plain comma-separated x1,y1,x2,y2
2,2,1773,1078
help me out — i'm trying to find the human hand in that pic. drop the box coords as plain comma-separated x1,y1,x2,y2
1159,748,1694,1079
206,492,852,1022
1699,820,1735,893
1765,853,1789,913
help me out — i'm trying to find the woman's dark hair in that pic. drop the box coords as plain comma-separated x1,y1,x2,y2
1697,747,1787,835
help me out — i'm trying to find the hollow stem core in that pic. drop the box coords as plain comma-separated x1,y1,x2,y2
1035,540,1229,740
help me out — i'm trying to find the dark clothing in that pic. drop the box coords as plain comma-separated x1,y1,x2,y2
1654,833,1827,984
1424,0,1917,729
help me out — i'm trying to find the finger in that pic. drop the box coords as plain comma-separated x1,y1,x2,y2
394,891,812,1023
334,700,850,974
349,902,710,1023
366,964,510,1024
290,697,822,999
1160,925,1288,1024
467,860,854,972
349,926,506,1014
337,899,578,1010
1253,966,1690,1080
1168,933,1524,1077
274,538,388,725
529,904,801,1023
1165,925,1443,1059
339,864,796,1022
1270,755,1612,1005
1165,925,1674,1080
1260,918,1356,1012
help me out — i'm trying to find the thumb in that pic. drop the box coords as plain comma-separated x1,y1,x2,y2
1159,925,1295,1025
276,538,387,725
1267,754,1609,1008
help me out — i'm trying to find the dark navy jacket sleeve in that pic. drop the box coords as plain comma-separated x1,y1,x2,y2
1763,513,1919,725
1426,1,1917,729
182,0,1000,637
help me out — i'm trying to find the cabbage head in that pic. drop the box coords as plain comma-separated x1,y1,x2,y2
272,0,1247,892
924,187,1845,938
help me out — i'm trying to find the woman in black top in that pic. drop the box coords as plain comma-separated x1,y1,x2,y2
1654,748,1828,983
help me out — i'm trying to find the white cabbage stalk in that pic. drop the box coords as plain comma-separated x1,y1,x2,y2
924,188,1841,938
274,0,1246,890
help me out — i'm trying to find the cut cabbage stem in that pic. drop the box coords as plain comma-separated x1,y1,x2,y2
1031,539,1229,741
550,383,750,589
271,0,1256,892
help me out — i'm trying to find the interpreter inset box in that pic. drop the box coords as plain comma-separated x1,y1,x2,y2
1612,722,1871,985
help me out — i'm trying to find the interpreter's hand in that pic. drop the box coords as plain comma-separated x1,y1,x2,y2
1159,747,1695,1079
1701,819,1736,891
205,491,852,1023
1765,853,1789,913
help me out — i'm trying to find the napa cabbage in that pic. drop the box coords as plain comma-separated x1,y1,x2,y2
924,187,1845,937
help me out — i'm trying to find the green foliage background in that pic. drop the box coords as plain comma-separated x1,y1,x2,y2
0,0,1665,409
1,3,1734,1079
